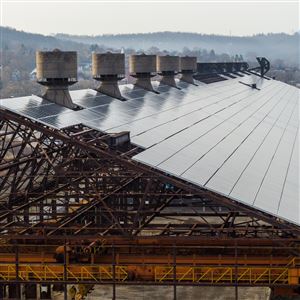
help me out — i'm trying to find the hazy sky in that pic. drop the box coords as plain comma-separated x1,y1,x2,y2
1,0,299,36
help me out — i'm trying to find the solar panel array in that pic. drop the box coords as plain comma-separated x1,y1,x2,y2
0,83,182,129
1,75,299,225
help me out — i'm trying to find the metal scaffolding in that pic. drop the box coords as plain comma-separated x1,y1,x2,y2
0,107,299,299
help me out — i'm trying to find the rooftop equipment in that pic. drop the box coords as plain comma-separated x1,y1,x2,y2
196,63,216,75
92,52,125,100
215,62,226,73
196,62,249,75
180,56,197,84
249,57,270,77
36,49,77,109
234,62,242,72
129,54,157,92
108,132,130,148
224,62,234,73
157,55,180,88
241,62,249,71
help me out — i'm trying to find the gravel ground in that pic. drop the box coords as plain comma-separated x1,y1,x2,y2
53,285,271,300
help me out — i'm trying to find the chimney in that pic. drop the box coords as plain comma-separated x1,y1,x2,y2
92,52,125,100
129,54,157,92
157,55,180,88
180,56,197,84
36,49,77,109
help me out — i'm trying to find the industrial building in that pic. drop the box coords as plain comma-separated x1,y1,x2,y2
0,50,299,299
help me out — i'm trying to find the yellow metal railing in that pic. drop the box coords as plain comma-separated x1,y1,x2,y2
0,264,128,282
287,257,300,267
0,263,298,286
154,266,292,285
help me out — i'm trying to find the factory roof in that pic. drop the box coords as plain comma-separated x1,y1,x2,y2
1,74,299,225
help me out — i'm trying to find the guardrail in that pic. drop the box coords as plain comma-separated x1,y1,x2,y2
0,262,299,286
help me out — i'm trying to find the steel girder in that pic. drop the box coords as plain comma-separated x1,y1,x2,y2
1,109,300,248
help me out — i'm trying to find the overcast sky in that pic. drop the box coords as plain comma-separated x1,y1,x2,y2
1,0,299,36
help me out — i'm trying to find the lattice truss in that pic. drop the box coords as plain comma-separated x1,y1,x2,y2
1,109,300,242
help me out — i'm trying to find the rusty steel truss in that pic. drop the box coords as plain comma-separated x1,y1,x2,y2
0,108,300,299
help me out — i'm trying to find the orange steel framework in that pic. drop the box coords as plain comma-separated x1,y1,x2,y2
0,108,300,299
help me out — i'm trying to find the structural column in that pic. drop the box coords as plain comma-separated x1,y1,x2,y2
173,245,177,300
40,284,52,299
112,245,116,300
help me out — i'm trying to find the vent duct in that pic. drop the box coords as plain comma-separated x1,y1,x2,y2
157,55,180,88
92,52,125,100
180,56,197,84
36,49,77,109
129,54,157,92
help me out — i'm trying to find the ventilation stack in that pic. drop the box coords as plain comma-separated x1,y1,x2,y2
157,55,180,88
36,49,77,109
180,56,197,84
92,52,125,100
129,54,157,92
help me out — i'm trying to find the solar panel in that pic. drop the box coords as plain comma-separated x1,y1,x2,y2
0,95,53,111
37,115,78,129
133,79,300,225
156,85,175,93
18,104,70,119
71,90,116,108
122,89,150,100
40,109,103,129
1,75,298,225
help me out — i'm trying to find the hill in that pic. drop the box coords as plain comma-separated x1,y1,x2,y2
1,27,298,66
1,26,87,51
0,27,299,98
55,31,299,66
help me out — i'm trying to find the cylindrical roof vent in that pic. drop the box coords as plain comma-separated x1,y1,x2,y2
36,49,77,82
129,54,156,74
157,55,179,73
36,49,77,109
92,52,125,78
129,54,157,92
92,52,125,100
157,55,180,88
180,56,197,84
180,56,197,72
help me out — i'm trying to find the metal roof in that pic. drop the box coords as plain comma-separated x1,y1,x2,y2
1,75,299,225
